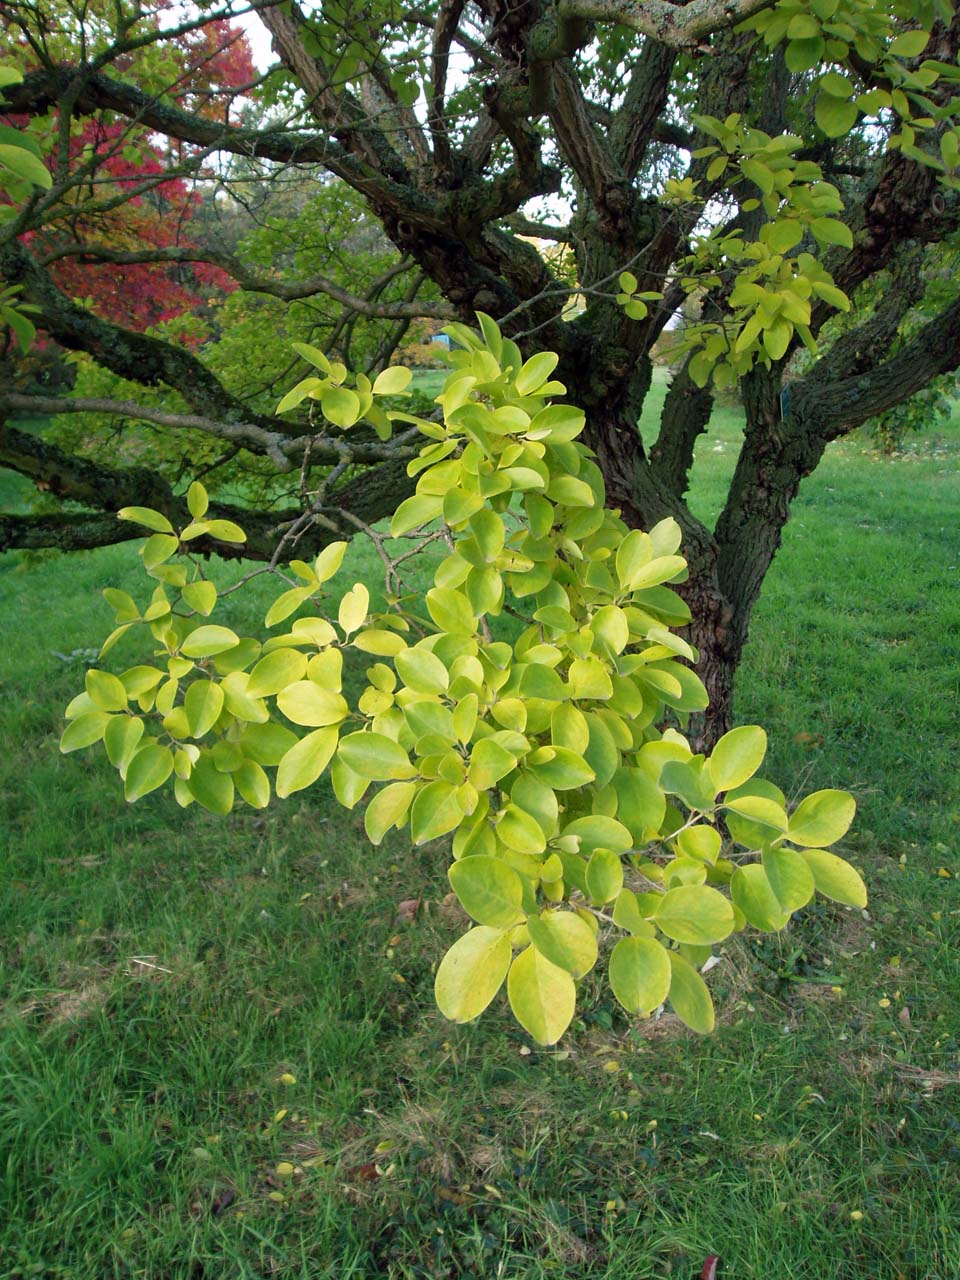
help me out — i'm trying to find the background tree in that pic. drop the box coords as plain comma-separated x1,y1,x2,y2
3,0,960,746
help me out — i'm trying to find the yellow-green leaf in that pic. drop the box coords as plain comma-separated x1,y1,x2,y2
526,910,597,978
182,580,217,616
275,726,339,798
410,778,463,843
85,668,128,712
708,725,767,792
181,625,241,658
787,789,856,847
338,584,369,635
338,731,413,780
731,863,790,931
762,845,815,912
585,848,623,905
124,745,174,802
507,945,576,1045
245,649,308,700
364,780,417,844
118,506,174,533
183,679,224,737
609,937,671,1015
667,950,715,1033
448,856,525,928
800,849,867,908
277,681,348,728
655,884,736,944
435,926,511,1023
60,710,111,753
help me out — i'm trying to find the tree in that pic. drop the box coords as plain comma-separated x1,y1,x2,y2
3,0,960,745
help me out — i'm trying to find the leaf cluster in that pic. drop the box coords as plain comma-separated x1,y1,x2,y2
61,316,864,1045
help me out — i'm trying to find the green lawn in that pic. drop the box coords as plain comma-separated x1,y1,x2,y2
1,391,958,1278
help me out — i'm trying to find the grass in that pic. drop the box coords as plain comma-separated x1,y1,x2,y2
1,387,959,1278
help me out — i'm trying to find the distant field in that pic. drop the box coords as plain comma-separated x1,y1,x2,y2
1,387,958,1278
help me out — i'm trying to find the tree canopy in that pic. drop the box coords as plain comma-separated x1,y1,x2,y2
2,0,960,739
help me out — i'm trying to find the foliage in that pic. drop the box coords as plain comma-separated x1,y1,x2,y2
61,320,863,1044
867,373,958,452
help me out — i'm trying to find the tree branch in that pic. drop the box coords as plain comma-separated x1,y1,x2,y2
37,243,457,318
0,418,416,559
555,0,776,46
0,394,416,471
791,293,960,439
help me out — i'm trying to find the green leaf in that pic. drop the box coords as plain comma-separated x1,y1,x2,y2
372,366,412,395
888,30,930,58
118,506,174,533
183,680,224,737
245,649,308,699
786,13,820,38
800,849,867,907
410,779,464,843
314,540,347,583
426,587,476,636
585,848,623,905
60,710,111,753
276,680,347,728
275,726,339,798
182,580,217,616
186,481,208,519
448,856,525,928
676,825,722,865
435,927,512,1023
181,625,241,658
609,938,672,1015
265,587,312,628
785,35,825,73
497,805,547,855
124,745,174,802
655,884,736,944
395,646,449,694
667,951,715,1033
816,93,859,137
613,766,666,842
526,910,598,978
527,747,595,790
391,493,443,536
731,864,790,930
507,945,576,1045
237,721,299,766
291,341,332,374
103,715,144,768
0,142,51,188
763,317,793,361
725,791,788,831
787,789,856,847
321,385,361,428
515,351,559,396
235,759,270,809
810,218,854,249
85,668,128,712
709,725,767,791
468,738,519,789
364,780,417,844
562,815,632,854
337,584,369,635
763,845,815,912
204,520,246,544
338,731,413,780
187,753,235,815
